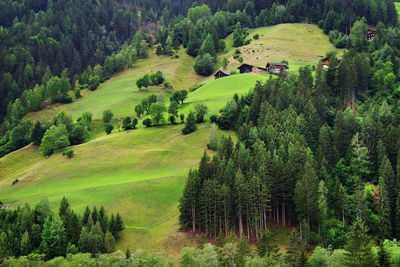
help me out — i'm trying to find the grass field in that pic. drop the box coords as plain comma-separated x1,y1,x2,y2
396,2,400,17
222,23,341,72
3,23,337,255
182,73,269,117
0,124,220,253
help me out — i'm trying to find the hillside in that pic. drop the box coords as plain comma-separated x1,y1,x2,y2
25,23,339,123
0,23,340,254
0,124,220,252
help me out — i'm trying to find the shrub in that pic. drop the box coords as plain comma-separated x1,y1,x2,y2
131,118,138,129
208,124,220,150
180,114,185,123
194,53,214,76
210,115,217,123
163,81,173,90
195,104,208,123
169,115,176,125
105,123,113,134
150,71,165,85
63,150,74,159
69,125,89,145
143,118,152,127
88,75,101,91
182,111,197,135
122,117,132,130
40,124,70,157
74,88,82,99
253,34,259,40
189,84,203,92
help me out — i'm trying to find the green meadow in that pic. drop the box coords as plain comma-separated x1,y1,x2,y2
0,124,217,253
396,2,400,17
1,23,340,254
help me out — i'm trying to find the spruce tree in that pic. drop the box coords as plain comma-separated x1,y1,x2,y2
182,111,197,134
345,217,375,267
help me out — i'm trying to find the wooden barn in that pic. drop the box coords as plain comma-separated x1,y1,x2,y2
321,56,331,69
237,63,268,74
214,70,230,79
367,29,376,40
266,62,288,74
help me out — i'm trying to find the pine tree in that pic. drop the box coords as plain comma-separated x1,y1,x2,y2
378,242,391,267
257,230,279,257
198,34,216,60
285,229,302,265
182,111,197,134
104,231,116,253
346,217,375,267
294,161,319,230
378,174,392,239
20,231,32,256
40,215,67,259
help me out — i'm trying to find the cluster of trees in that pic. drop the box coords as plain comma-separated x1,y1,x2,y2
136,71,165,91
180,18,400,256
0,110,92,158
0,197,124,261
4,224,400,266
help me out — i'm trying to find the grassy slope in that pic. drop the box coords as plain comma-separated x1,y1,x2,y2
223,23,340,72
182,73,269,117
1,23,340,254
396,2,400,17
0,124,216,252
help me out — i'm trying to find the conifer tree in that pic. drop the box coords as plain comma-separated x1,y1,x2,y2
182,111,197,134
346,217,375,267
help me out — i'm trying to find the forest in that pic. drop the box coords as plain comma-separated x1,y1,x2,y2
1,0,400,265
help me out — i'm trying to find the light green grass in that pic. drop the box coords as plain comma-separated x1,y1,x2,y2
396,2,400,17
221,23,342,72
182,73,269,116
0,124,216,253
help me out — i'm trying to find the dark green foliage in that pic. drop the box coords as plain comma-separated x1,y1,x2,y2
150,71,165,86
40,124,70,157
194,104,208,123
346,217,375,267
136,74,151,90
149,102,166,126
170,90,188,104
143,118,152,127
104,123,113,135
257,230,279,257
62,150,74,159
69,125,89,145
32,121,45,146
194,53,215,76
182,111,197,135
180,114,185,123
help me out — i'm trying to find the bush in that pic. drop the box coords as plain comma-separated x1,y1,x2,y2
74,88,82,99
182,111,197,135
210,115,217,123
105,123,113,134
189,84,203,92
62,150,74,159
195,104,208,123
208,124,220,150
88,75,101,91
253,34,259,40
143,118,152,127
131,118,138,129
180,114,185,123
150,71,165,85
69,125,89,145
136,74,151,90
40,124,70,157
169,115,176,124
102,109,114,124
163,81,173,90
194,53,214,76
122,117,132,130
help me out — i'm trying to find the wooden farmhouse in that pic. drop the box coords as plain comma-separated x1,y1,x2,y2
266,62,288,74
237,63,268,74
321,56,331,69
367,29,376,40
214,70,230,79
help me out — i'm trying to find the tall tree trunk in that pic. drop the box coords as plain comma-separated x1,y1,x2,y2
282,201,286,227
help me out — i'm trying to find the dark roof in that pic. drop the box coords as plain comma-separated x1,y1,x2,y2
215,70,230,76
321,56,330,61
237,63,268,71
267,62,288,67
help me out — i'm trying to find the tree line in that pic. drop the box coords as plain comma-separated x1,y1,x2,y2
179,17,400,259
0,197,124,261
